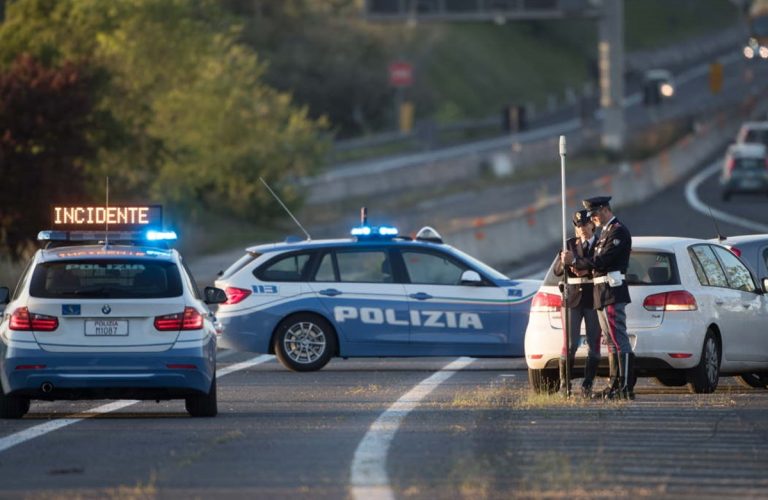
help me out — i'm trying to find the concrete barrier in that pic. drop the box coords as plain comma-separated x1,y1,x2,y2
442,95,766,268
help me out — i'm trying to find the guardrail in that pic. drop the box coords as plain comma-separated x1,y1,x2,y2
443,89,768,268
327,25,746,163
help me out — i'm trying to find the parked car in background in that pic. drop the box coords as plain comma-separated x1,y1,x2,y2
714,233,768,390
736,121,768,146
525,237,768,394
720,143,768,201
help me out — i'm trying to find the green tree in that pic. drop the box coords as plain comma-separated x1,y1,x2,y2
0,0,328,229
222,0,393,138
0,54,96,257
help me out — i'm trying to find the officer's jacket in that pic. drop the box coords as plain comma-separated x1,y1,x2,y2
553,236,595,309
571,217,632,307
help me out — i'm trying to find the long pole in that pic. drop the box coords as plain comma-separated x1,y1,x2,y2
559,135,571,397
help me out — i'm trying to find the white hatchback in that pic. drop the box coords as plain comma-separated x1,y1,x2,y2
525,237,768,394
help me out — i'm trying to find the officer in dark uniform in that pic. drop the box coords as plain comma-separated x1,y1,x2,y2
562,196,635,400
554,209,602,397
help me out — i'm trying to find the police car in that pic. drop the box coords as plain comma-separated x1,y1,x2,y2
215,222,539,371
0,205,227,419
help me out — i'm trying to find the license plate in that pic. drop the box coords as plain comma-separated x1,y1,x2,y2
739,179,761,188
85,320,129,336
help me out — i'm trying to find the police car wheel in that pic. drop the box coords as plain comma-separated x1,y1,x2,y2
686,330,720,394
736,372,768,389
273,313,336,372
528,368,559,394
0,392,30,419
185,375,218,417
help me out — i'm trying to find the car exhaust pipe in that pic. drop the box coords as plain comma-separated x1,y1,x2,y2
41,382,54,393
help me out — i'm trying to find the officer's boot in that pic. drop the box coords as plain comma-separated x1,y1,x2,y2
619,352,636,400
594,351,620,400
581,356,600,398
558,358,572,397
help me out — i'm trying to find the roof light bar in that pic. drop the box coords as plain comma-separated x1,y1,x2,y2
146,230,178,241
350,225,399,239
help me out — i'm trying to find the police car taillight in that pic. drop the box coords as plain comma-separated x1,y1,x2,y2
154,307,203,331
223,287,251,305
9,307,59,332
643,291,697,311
530,292,561,312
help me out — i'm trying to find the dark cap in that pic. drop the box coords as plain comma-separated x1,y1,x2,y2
582,196,612,216
572,209,591,226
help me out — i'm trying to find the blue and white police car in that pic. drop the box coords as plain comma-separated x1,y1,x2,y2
0,205,227,419
215,223,539,371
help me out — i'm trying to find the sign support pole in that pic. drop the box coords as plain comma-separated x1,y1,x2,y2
560,135,571,398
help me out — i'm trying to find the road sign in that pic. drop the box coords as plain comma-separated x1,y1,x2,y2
388,61,413,87
709,62,723,94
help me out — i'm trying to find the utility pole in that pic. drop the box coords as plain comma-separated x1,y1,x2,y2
598,0,625,151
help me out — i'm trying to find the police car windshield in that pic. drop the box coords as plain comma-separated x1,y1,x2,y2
448,247,510,281
29,259,183,299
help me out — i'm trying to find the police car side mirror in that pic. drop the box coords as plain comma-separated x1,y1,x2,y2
0,287,8,304
460,270,483,286
204,286,228,305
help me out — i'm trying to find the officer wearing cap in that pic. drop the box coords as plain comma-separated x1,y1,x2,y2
554,209,602,397
562,196,636,400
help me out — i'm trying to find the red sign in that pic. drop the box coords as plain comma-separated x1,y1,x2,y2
388,61,413,87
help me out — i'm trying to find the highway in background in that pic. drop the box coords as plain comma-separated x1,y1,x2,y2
1,149,767,499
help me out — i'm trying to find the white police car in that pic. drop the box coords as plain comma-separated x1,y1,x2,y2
215,223,539,371
0,205,227,418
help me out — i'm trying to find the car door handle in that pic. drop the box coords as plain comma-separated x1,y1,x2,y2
409,292,433,300
743,304,751,309
715,300,724,306
318,289,342,297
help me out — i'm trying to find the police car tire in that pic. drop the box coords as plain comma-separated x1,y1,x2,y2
528,368,559,394
736,372,768,389
185,376,218,417
273,313,336,372
686,330,720,394
0,392,30,419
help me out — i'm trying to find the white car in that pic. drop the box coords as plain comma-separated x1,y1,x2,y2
525,237,768,394
0,228,227,418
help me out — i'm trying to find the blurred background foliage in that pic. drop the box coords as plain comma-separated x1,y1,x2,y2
0,0,739,259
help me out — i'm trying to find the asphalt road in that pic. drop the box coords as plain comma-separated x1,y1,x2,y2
2,155,768,499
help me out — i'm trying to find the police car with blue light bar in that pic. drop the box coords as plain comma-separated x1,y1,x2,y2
0,205,228,418
215,218,540,371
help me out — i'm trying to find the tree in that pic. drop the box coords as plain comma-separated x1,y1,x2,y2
0,54,96,257
0,0,328,233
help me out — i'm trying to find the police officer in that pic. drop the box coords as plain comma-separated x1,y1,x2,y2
554,210,602,397
562,196,636,400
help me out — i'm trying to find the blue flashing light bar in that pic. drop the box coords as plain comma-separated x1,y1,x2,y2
146,230,178,241
350,225,398,238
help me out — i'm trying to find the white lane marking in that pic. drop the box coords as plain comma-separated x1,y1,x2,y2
350,357,474,500
218,354,274,377
0,354,273,454
685,161,768,233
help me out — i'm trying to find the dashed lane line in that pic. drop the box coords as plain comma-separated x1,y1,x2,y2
350,357,474,500
0,354,273,454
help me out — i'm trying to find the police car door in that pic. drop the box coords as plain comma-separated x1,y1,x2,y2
398,248,509,352
308,247,409,345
